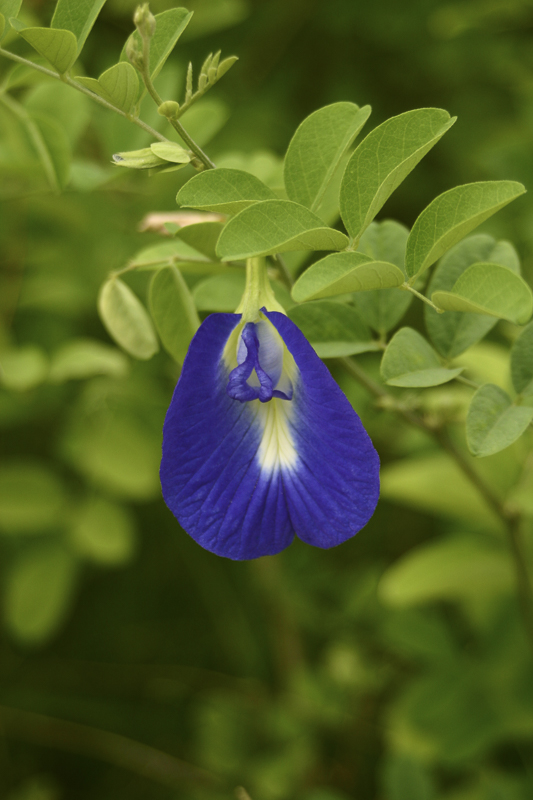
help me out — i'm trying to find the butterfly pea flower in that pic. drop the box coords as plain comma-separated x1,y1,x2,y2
161,258,380,560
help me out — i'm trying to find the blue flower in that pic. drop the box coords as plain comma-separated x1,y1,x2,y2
160,307,380,560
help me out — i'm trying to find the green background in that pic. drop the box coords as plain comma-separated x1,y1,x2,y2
1,0,533,798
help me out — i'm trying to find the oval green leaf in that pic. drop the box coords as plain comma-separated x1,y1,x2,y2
149,266,200,364
63,411,160,500
432,263,533,325
511,321,533,396
379,536,513,607
51,0,106,54
352,220,412,333
0,345,48,391
217,200,348,261
4,543,77,644
177,168,276,215
405,180,526,279
69,496,136,565
424,235,521,358
173,221,224,261
381,326,463,387
11,21,77,73
466,383,533,457
192,272,246,311
284,102,371,212
340,108,456,240
0,461,66,534
77,61,139,114
380,453,501,530
291,251,404,303
48,338,129,382
288,301,378,358
98,278,159,360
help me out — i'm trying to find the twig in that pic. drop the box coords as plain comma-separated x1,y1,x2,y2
0,704,222,790
454,373,480,389
400,282,444,313
137,39,215,170
0,47,169,142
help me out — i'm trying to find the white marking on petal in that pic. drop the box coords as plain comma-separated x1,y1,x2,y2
255,397,298,473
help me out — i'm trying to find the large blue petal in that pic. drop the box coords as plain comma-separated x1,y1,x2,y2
161,311,380,560
263,309,380,548
161,314,294,559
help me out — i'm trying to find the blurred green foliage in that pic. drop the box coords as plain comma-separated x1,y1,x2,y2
1,0,533,798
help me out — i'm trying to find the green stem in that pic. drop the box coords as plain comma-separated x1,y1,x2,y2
454,373,481,389
137,43,215,170
0,47,168,143
340,354,533,654
167,117,215,169
400,281,444,313
236,257,285,322
275,254,294,288
0,93,58,189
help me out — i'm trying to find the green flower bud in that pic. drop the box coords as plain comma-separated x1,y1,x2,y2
190,156,206,172
125,37,144,70
158,100,180,118
216,56,238,80
112,147,167,170
133,3,156,38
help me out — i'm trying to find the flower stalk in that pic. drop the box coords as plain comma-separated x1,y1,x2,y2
235,258,286,323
